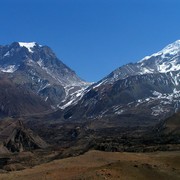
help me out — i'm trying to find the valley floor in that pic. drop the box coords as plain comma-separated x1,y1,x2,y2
0,150,179,180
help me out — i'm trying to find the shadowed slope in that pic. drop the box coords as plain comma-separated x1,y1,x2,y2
0,75,50,117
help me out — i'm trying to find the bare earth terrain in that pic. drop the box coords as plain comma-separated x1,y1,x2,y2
0,150,179,180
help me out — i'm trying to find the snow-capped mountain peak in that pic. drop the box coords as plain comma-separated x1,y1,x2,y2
138,40,180,75
140,40,180,62
0,42,91,109
66,40,180,122
18,42,39,53
161,39,180,55
93,39,180,87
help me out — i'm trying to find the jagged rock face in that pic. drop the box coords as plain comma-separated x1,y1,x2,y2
0,119,48,153
63,40,180,127
0,42,90,109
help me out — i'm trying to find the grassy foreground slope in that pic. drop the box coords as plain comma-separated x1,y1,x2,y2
0,150,179,180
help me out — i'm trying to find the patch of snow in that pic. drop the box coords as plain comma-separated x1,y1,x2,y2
140,67,153,74
76,91,83,97
113,105,121,111
158,59,180,73
0,65,17,73
160,40,180,58
60,99,74,109
115,109,124,115
161,100,171,105
37,59,44,67
169,72,180,86
19,42,37,53
139,40,180,63
173,88,180,94
42,67,65,85
3,51,10,57
152,91,162,98
139,52,162,63
93,79,107,89
151,105,165,116
38,83,50,93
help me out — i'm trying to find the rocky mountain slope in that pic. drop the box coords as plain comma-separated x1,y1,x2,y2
160,111,180,136
62,40,180,128
0,75,50,117
0,119,48,153
99,39,180,83
19,40,180,154
0,42,90,109
0,40,180,156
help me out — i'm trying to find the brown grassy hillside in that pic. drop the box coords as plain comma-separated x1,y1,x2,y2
0,150,179,180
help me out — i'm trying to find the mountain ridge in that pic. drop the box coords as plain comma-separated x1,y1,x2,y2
60,40,180,128
0,42,91,111
0,40,179,170
94,40,180,87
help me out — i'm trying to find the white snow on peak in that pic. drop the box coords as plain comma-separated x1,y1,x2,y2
139,40,180,63
18,42,37,53
157,59,180,73
135,40,180,74
160,40,180,57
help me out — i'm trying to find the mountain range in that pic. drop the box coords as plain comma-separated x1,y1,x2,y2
0,42,91,116
0,40,179,156
61,40,180,126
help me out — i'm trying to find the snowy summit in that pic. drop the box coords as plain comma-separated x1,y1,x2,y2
139,40,180,62
18,42,37,53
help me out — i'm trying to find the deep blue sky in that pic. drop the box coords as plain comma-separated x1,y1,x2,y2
1,0,180,82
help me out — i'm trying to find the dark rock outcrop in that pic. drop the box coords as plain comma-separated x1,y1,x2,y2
0,119,48,153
